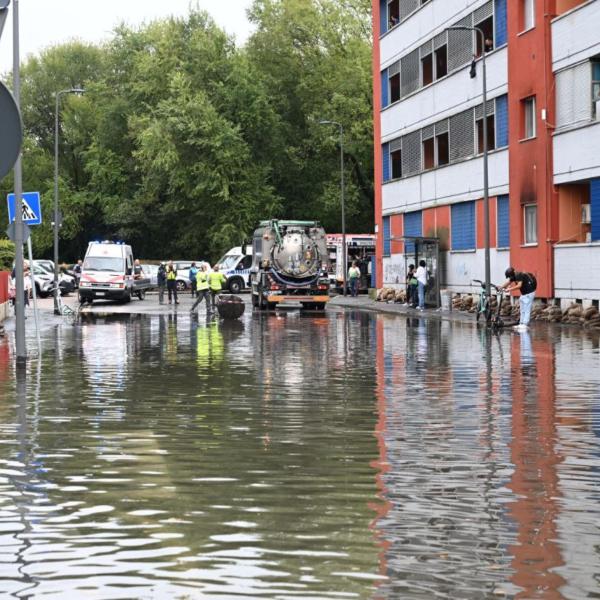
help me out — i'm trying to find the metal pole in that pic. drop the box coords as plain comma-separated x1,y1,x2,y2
53,91,60,315
26,238,41,350
12,0,26,362
340,124,347,297
480,28,491,313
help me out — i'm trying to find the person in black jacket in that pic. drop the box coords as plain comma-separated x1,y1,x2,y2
157,262,167,305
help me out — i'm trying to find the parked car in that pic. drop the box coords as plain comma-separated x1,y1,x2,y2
33,260,77,291
140,264,159,286
172,261,205,291
11,265,74,298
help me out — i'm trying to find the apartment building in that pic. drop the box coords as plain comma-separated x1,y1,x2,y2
373,0,600,305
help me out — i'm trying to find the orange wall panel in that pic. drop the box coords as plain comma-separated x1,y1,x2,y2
476,197,498,249
390,214,403,254
0,272,9,304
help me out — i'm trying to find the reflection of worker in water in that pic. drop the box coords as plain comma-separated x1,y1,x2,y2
196,322,224,369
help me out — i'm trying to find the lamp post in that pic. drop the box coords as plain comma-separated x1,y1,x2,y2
54,88,84,314
447,25,491,312
319,120,347,296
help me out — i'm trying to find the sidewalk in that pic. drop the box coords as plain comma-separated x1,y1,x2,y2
329,295,475,324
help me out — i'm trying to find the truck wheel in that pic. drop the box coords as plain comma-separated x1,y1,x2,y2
314,302,326,311
252,293,259,308
228,277,243,295
122,291,131,303
137,290,146,300
266,301,277,311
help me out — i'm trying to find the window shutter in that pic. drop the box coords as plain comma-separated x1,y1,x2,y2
449,108,475,162
474,1,493,24
496,195,510,248
494,0,507,46
495,95,509,147
591,179,600,242
399,0,419,22
556,63,592,127
451,201,476,250
403,210,422,254
448,15,473,72
401,130,422,176
383,216,391,256
401,49,420,97
381,69,389,109
382,142,390,182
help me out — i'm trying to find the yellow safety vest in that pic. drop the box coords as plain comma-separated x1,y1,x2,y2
196,271,209,291
208,271,226,291
167,267,177,281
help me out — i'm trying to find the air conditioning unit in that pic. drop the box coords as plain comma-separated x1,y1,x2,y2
582,203,591,224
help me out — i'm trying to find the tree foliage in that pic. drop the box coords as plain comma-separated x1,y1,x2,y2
0,0,373,262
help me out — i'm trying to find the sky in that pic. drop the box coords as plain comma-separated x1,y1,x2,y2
0,0,254,74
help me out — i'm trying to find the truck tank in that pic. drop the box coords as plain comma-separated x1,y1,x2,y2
250,220,331,310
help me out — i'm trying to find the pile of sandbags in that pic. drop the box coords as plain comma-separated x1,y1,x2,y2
376,288,407,303
531,304,563,323
452,295,474,312
583,306,600,329
562,303,585,325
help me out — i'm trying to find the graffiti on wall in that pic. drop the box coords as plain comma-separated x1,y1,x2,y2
383,255,405,286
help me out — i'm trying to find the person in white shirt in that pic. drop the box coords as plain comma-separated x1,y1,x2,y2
415,260,427,310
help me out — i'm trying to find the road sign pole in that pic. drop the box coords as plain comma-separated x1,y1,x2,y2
12,0,26,363
26,237,41,350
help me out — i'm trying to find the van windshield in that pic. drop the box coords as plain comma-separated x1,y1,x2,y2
84,257,124,272
218,255,242,270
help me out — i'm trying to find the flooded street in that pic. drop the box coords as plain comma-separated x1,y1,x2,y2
0,307,599,599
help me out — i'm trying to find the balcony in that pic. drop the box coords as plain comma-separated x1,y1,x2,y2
553,120,600,184
554,242,600,300
382,148,509,214
552,0,600,71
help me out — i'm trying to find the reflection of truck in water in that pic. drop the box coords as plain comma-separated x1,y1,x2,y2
326,234,375,293
215,247,253,294
250,220,331,310
79,241,151,303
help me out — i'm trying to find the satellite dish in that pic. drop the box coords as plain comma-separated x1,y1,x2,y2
0,81,22,180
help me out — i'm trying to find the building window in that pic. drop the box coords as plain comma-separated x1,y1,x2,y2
422,136,435,169
390,71,400,103
475,16,494,57
476,114,496,153
524,204,538,245
388,0,399,28
391,148,402,179
523,96,536,139
436,132,449,166
435,45,448,79
593,60,600,119
451,201,476,250
522,0,535,31
421,53,433,87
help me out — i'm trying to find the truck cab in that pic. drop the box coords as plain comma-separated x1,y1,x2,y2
79,241,148,303
215,247,253,294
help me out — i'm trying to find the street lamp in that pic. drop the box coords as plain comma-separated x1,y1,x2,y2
319,120,347,296
54,87,84,314
447,25,491,314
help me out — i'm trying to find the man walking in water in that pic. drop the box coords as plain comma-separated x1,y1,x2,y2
190,264,211,314
208,264,227,311
501,267,537,331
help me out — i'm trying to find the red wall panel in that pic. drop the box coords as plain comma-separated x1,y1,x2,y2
0,272,9,304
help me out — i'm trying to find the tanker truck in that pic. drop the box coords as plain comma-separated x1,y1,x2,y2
250,220,331,310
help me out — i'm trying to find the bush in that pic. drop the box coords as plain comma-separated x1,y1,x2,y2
0,239,15,271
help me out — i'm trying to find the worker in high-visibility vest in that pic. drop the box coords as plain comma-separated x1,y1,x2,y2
190,264,211,314
166,260,179,304
208,264,227,310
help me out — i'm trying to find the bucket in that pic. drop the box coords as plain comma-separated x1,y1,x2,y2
216,295,245,319
440,289,452,312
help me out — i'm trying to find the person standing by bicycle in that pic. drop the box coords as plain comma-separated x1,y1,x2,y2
501,267,537,331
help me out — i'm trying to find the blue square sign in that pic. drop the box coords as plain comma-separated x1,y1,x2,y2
7,191,42,225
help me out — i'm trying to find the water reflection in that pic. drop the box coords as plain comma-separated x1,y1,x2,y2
0,310,598,598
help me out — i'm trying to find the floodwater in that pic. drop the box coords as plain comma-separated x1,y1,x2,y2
0,307,599,599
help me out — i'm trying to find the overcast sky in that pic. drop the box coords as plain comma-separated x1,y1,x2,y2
0,0,254,74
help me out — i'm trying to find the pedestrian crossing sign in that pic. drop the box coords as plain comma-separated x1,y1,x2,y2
7,191,42,225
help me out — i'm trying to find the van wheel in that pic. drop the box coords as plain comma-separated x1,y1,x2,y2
228,277,243,295
137,290,146,300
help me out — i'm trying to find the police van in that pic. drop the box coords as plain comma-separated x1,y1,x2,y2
215,246,252,294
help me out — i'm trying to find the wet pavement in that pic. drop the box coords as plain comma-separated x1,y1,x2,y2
0,299,599,599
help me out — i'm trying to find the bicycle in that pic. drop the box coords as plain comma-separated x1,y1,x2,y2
48,287,81,320
472,279,506,330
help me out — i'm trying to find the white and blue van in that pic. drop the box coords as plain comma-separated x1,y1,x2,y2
215,246,252,294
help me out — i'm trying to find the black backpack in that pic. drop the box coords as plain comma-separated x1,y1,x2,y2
523,272,537,294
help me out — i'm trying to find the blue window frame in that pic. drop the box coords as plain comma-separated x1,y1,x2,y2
494,0,507,47
591,179,600,242
495,95,509,148
383,216,391,256
404,210,422,254
381,69,389,109
382,143,390,182
451,201,476,250
380,0,388,35
497,195,510,248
